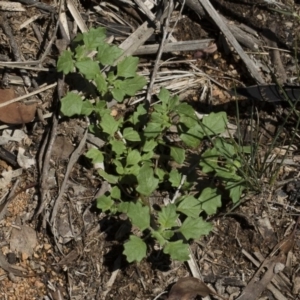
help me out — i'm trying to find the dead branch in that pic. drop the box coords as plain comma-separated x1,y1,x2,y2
145,0,174,104
133,39,213,55
200,0,265,84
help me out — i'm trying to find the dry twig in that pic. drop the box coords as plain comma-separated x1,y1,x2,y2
50,127,88,222
0,12,31,87
200,0,265,84
237,217,300,300
0,83,57,108
145,0,174,104
134,39,213,55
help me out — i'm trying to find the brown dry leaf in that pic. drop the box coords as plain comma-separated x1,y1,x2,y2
10,224,37,257
51,135,75,160
167,277,214,300
0,88,37,124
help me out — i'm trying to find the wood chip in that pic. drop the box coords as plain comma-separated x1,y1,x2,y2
0,1,25,11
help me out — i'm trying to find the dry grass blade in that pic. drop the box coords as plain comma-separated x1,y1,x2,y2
59,9,70,42
66,0,88,33
134,0,157,24
137,66,216,98
19,14,42,30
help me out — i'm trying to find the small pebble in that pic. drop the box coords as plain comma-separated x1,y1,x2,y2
203,262,210,271
43,244,51,251
22,252,29,261
34,280,44,288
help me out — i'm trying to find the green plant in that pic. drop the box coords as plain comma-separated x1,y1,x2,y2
57,27,249,263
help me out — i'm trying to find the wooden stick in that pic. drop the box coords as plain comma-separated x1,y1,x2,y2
199,0,265,84
133,39,214,55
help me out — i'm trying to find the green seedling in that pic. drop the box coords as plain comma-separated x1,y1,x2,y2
57,27,249,263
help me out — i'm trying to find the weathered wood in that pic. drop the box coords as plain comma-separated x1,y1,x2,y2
133,39,214,55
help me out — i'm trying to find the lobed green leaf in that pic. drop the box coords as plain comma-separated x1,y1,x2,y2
60,92,83,117
226,181,245,203
57,50,74,74
81,100,94,116
74,45,86,61
158,87,170,105
117,56,139,78
151,230,166,247
169,169,182,187
180,126,203,148
111,88,125,102
75,59,100,80
100,114,120,135
136,164,159,196
85,148,104,163
111,186,121,199
117,202,130,214
163,241,189,261
169,95,179,111
214,138,236,158
119,76,147,96
83,27,106,50
141,151,154,161
155,168,165,181
98,169,118,184
143,140,158,152
124,163,140,176
179,114,199,129
199,148,219,173
202,112,227,135
160,230,174,240
110,140,126,155
198,187,222,215
127,202,150,231
170,147,185,164
97,43,123,65
123,127,141,142
179,217,212,240
144,122,162,138
130,104,147,125
176,103,196,116
94,73,108,94
123,235,147,263
158,204,178,229
176,195,201,218
96,195,114,211
126,149,141,166
113,159,124,175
